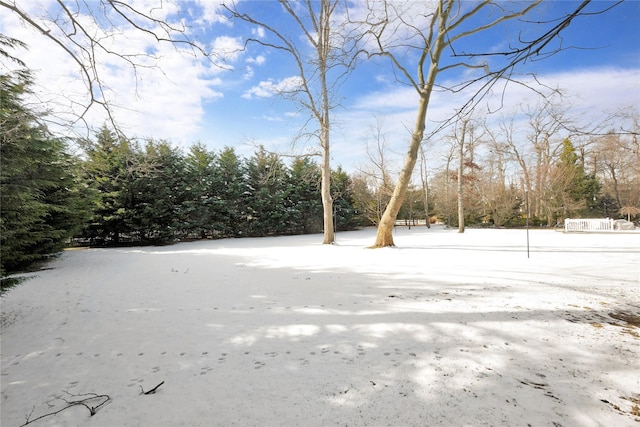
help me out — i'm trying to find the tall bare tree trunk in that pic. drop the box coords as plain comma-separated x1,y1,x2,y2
444,147,455,227
320,123,334,243
608,165,622,209
420,146,430,228
373,94,430,247
318,0,334,244
457,120,467,233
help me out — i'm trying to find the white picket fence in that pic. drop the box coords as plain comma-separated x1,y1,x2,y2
564,218,613,232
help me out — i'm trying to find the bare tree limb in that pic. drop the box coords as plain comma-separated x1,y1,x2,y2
19,391,110,426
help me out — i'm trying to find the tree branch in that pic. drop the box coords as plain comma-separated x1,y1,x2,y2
19,391,110,426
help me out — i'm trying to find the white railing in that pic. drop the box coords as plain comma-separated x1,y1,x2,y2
564,218,613,232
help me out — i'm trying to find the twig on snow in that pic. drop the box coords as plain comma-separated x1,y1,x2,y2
140,381,165,395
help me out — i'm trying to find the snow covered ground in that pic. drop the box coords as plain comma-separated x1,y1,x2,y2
1,226,638,426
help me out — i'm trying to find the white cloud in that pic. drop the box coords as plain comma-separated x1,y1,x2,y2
351,67,639,129
351,86,418,112
192,0,229,26
544,68,639,116
211,35,244,62
242,76,303,99
120,0,180,21
98,44,224,138
243,66,255,79
247,55,266,65
251,27,266,39
243,55,266,80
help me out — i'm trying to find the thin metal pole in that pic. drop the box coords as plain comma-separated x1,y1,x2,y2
525,189,530,259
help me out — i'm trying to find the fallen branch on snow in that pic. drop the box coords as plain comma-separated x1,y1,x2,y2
20,391,110,426
20,379,165,426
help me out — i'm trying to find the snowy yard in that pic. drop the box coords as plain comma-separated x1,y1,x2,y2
1,226,638,426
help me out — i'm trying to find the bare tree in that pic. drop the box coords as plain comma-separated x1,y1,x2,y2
441,141,457,227
482,85,601,226
356,116,397,224
525,101,572,220
450,117,484,232
355,0,617,247
595,133,625,208
419,144,430,228
224,0,359,244
455,119,469,233
592,129,640,213
481,126,520,226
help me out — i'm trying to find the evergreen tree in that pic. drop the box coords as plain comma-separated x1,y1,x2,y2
184,143,217,238
212,147,248,237
134,140,189,243
245,147,290,236
80,126,141,244
1,68,91,274
555,138,601,218
331,166,359,231
288,157,323,234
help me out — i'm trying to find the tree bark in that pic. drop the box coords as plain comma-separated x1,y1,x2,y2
372,94,429,247
608,165,621,209
457,119,467,233
318,0,334,244
419,146,430,228
320,123,334,243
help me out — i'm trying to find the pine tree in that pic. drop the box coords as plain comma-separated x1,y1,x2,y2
554,138,601,219
288,157,323,234
80,126,140,244
135,140,189,243
1,68,91,274
331,166,359,231
184,143,217,238
212,147,248,237
245,147,290,236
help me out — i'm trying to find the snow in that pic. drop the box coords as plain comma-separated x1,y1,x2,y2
1,226,639,426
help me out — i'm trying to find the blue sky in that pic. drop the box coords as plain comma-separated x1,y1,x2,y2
2,1,639,172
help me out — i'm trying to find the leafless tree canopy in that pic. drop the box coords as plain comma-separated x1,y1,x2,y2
0,0,217,135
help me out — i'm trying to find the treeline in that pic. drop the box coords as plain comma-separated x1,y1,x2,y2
352,108,639,229
1,72,361,276
80,127,360,245
3,68,638,276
